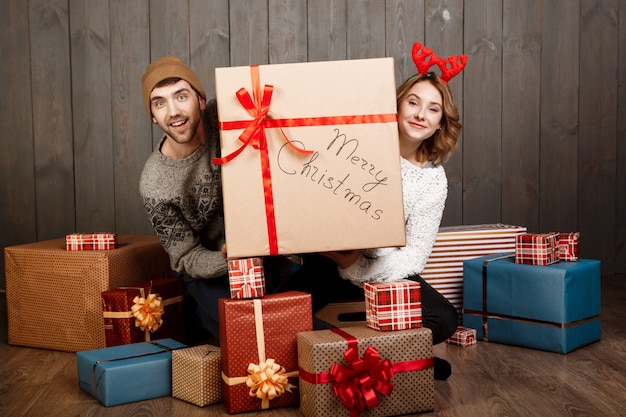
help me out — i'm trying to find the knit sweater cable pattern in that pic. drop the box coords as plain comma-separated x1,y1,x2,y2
338,157,447,286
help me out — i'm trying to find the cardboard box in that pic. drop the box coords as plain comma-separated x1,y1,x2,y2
5,234,172,352
515,233,560,265
463,253,601,353
66,233,117,250
215,58,405,257
227,258,265,299
420,224,527,316
219,291,312,413
172,344,222,407
76,338,186,406
297,326,434,417
364,279,421,331
101,277,186,346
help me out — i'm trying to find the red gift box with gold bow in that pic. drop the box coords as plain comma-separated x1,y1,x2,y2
218,291,312,414
297,326,434,417
101,277,186,346
214,59,406,258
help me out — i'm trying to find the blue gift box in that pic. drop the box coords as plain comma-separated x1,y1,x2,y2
462,253,601,354
76,338,186,406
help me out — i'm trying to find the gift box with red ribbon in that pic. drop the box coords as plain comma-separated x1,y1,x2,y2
66,233,118,250
446,326,477,347
297,326,434,417
215,58,406,258
219,291,312,413
228,258,266,299
364,279,422,331
172,344,222,407
515,232,560,266
556,232,580,261
101,277,186,346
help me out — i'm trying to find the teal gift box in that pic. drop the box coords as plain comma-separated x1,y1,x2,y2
462,253,601,353
76,338,186,406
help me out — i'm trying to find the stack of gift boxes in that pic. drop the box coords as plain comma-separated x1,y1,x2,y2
462,232,601,354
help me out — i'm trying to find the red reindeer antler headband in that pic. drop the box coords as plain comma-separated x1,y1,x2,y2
411,42,467,84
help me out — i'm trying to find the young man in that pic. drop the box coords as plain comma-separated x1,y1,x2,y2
139,56,291,343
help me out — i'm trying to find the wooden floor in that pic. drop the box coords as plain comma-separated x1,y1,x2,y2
1,274,625,417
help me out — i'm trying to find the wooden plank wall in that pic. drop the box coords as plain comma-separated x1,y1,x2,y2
1,0,625,289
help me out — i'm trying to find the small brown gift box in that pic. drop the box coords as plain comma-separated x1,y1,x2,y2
5,234,171,352
219,291,312,414
101,277,186,346
297,326,434,417
172,344,222,407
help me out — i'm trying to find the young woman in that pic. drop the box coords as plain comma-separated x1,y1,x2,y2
278,44,466,380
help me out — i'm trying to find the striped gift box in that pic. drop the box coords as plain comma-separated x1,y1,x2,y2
227,258,266,299
515,232,560,266
364,279,422,331
446,326,476,347
420,224,527,318
557,232,580,261
66,233,117,250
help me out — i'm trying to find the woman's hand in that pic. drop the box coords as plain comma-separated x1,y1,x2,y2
221,244,228,259
322,249,360,269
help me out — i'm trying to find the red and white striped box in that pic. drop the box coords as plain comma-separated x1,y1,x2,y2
556,232,580,261
420,224,527,318
66,233,117,250
227,258,265,299
515,232,560,266
446,326,476,347
364,279,422,331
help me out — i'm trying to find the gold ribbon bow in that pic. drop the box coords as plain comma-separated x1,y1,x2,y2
131,293,164,333
246,358,295,401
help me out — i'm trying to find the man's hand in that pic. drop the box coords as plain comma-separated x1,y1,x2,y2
322,249,360,269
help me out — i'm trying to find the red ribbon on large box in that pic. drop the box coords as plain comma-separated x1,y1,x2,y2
213,65,397,255
298,328,433,417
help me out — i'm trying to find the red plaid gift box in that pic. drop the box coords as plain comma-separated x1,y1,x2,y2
364,279,422,331
228,258,265,299
515,233,559,266
446,326,477,347
66,233,117,250
556,232,580,261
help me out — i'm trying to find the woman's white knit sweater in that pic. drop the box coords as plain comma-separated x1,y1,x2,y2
338,157,447,286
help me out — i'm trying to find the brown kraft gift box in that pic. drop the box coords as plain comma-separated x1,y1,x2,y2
5,234,172,352
219,291,312,414
297,326,434,417
101,277,186,346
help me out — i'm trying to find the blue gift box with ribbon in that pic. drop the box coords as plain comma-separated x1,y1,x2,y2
76,338,186,406
462,253,601,354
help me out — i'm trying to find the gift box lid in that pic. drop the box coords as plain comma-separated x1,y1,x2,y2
76,338,186,406
463,253,601,324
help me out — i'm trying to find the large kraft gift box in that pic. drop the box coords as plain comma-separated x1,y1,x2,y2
215,58,405,258
76,338,185,406
297,326,434,417
219,291,312,414
463,253,601,353
5,234,172,352
420,224,527,316
101,277,186,346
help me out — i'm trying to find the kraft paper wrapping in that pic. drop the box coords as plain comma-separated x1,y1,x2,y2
5,234,172,352
172,344,222,407
219,291,312,414
215,58,405,257
297,326,434,417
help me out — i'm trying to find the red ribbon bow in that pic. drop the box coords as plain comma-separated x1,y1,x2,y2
329,345,394,416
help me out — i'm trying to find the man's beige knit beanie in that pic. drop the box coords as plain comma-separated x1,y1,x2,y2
141,55,206,119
